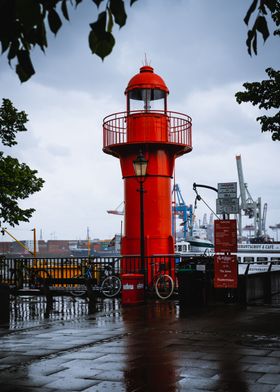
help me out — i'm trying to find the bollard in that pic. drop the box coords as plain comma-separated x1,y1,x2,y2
0,283,10,323
42,281,53,318
86,280,97,314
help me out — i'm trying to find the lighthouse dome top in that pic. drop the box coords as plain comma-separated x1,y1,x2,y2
125,65,169,95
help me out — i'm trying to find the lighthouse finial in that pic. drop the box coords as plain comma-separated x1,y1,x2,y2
143,53,151,66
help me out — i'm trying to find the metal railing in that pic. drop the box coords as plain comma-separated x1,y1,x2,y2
238,266,280,305
103,110,192,149
0,256,177,290
1,256,280,305
0,257,121,289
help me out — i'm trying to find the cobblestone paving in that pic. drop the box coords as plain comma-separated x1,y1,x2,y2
0,297,280,391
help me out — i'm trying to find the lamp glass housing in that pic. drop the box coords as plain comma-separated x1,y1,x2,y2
133,153,148,178
128,88,167,112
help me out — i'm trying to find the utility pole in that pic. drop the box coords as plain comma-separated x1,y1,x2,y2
32,228,37,258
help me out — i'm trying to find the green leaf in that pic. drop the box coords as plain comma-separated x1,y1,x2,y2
259,3,268,15
90,11,107,37
16,50,35,82
61,0,70,21
48,8,62,35
264,0,277,13
110,0,127,27
8,40,19,61
130,0,138,5
15,0,42,29
34,21,48,50
92,0,104,6
255,15,270,41
0,151,44,225
107,8,114,33
252,33,257,54
88,30,98,53
1,38,10,54
88,30,115,59
0,98,28,146
235,68,280,141
246,29,254,55
27,22,47,49
244,0,258,25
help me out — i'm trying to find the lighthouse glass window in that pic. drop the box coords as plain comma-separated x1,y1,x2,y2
128,88,166,113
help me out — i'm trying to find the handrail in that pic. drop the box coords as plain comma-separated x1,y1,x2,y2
103,110,192,149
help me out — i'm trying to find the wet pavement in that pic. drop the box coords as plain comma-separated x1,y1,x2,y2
0,296,280,391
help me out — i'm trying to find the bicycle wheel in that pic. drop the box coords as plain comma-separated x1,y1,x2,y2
69,274,87,297
100,275,121,298
155,274,174,300
31,269,50,289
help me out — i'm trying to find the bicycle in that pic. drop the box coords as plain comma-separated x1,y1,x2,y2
10,259,50,290
149,262,175,300
70,260,121,298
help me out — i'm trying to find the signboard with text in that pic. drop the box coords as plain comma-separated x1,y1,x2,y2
217,182,237,199
214,254,238,288
216,198,239,214
214,219,237,253
216,182,239,215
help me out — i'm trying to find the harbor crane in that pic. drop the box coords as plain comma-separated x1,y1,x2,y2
172,184,193,240
269,223,280,241
107,202,124,216
108,186,195,242
235,155,266,240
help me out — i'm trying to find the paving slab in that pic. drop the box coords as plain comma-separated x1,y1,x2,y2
0,297,280,391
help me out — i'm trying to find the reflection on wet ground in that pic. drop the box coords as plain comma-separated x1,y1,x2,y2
7,295,121,330
0,297,280,391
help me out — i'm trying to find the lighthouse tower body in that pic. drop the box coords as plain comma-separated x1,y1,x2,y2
103,66,192,271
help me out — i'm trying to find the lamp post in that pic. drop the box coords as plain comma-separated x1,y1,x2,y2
133,152,148,274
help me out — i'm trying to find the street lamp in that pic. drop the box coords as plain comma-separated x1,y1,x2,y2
133,152,148,274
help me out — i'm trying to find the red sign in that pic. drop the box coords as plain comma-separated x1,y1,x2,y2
214,219,237,253
214,254,238,288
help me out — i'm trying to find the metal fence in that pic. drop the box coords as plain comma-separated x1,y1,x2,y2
1,256,280,305
0,255,177,290
238,268,280,305
0,257,120,289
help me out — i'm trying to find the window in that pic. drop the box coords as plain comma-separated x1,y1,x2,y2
128,89,166,112
244,257,254,262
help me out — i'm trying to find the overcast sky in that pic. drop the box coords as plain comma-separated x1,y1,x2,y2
0,0,279,242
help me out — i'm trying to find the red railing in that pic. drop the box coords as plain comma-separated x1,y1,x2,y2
103,110,192,150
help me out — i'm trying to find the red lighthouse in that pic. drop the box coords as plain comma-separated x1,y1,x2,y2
103,65,192,280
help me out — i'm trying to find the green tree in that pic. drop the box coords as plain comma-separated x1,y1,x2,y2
236,68,280,141
0,99,44,226
236,0,280,141
0,0,137,82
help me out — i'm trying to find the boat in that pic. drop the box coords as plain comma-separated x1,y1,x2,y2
175,224,214,256
175,238,214,256
175,240,280,273
237,243,280,263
